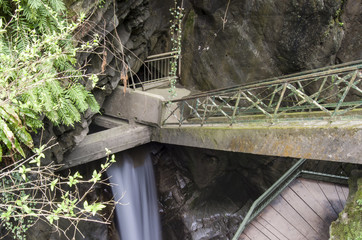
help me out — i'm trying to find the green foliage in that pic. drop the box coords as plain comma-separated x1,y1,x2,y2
0,0,100,161
0,146,116,239
0,1,115,239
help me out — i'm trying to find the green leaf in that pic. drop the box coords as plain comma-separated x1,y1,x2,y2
1,206,13,221
105,148,111,156
67,171,82,187
13,125,33,149
91,170,101,183
18,165,30,180
50,178,58,191
0,129,12,149
0,117,16,148
83,201,105,216
46,214,59,224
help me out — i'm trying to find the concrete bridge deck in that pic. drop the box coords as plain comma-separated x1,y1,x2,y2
63,60,362,166
239,178,349,240
155,119,362,164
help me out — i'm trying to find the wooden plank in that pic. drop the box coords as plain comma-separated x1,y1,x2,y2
250,219,279,240
318,181,344,214
238,233,251,240
258,205,307,239
335,184,348,205
255,216,289,240
281,186,329,238
271,195,319,239
243,222,270,240
342,186,350,201
295,178,338,222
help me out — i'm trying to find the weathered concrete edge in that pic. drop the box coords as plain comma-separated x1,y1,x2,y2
102,87,164,126
62,124,152,169
153,123,362,164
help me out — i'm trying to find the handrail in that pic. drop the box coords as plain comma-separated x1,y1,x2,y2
162,60,362,126
169,60,362,102
232,159,349,240
129,51,180,91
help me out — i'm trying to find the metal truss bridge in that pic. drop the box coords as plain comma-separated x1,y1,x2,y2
162,60,362,126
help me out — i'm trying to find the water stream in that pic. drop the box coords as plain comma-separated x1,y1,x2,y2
107,148,161,240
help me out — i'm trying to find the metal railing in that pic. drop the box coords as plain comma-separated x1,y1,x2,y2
129,51,180,91
162,60,362,126
232,158,349,240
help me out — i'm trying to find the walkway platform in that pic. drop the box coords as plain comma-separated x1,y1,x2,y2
239,178,349,240
156,119,362,164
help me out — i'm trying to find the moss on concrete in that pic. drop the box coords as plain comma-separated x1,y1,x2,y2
330,171,362,240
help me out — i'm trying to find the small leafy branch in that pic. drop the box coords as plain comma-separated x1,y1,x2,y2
169,0,184,98
0,0,101,162
0,145,117,240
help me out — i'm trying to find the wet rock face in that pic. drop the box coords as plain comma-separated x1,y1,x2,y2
154,145,299,240
336,0,362,62
181,0,361,90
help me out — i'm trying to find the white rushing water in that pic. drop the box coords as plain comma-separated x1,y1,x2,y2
107,149,161,240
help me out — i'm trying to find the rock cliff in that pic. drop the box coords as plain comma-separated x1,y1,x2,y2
181,0,361,90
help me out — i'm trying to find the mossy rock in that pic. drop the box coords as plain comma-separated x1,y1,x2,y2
330,171,362,239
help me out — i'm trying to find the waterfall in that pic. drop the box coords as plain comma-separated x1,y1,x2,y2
107,147,161,240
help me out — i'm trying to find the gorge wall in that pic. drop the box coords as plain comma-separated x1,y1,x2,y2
31,0,361,239
40,0,362,164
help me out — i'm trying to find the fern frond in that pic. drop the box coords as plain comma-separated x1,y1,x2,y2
57,98,80,126
66,99,82,123
47,0,66,12
46,79,63,97
38,85,56,112
85,93,100,113
20,108,43,130
23,5,37,22
67,84,88,112
23,89,42,113
28,0,43,10
0,0,11,14
45,107,59,123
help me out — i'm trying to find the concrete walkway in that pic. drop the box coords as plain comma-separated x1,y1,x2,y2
155,119,362,164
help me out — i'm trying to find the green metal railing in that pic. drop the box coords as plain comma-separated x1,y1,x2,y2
231,158,349,240
162,60,362,126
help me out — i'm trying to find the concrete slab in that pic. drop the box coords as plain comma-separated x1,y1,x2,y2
93,115,129,129
102,87,165,126
154,120,362,164
145,86,191,101
63,123,152,169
